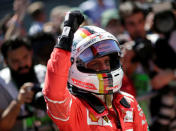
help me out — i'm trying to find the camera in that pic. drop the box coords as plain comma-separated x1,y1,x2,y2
29,84,46,110
153,1,176,35
117,34,155,70
132,38,155,69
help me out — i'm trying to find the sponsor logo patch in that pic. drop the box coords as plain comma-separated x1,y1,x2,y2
87,110,112,127
124,111,133,122
72,78,96,90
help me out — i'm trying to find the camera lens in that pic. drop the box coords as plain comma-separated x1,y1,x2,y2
154,11,175,34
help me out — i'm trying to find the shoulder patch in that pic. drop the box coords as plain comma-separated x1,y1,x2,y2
120,97,130,108
119,91,134,104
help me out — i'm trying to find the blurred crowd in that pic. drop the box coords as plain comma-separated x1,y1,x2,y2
0,0,176,130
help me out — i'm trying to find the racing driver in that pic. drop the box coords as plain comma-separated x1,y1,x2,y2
43,10,149,131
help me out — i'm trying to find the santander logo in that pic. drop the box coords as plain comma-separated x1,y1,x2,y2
72,78,96,90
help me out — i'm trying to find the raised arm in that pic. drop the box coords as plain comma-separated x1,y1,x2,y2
43,11,84,122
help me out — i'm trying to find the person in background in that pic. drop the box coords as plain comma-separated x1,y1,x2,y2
79,0,116,26
28,31,56,65
119,1,155,126
149,2,176,130
101,9,124,37
3,0,28,40
0,13,14,69
43,10,148,131
44,5,71,36
0,37,56,131
28,1,46,36
0,0,29,70
118,34,137,97
119,1,147,40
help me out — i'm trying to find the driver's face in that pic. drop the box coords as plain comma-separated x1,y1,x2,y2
86,56,110,72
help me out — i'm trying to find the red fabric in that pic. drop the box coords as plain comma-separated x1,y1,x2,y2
43,48,148,131
121,74,136,97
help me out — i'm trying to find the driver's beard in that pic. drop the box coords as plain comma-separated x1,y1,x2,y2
10,65,39,89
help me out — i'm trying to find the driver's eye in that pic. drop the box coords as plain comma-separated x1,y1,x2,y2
104,60,110,66
89,63,100,71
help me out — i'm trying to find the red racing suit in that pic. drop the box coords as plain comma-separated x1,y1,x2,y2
121,74,136,97
43,48,149,131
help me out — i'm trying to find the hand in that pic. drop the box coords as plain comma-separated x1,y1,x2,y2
13,0,29,21
151,69,175,90
17,82,35,104
63,10,84,34
56,10,84,51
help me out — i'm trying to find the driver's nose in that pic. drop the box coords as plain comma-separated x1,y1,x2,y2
99,61,110,71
